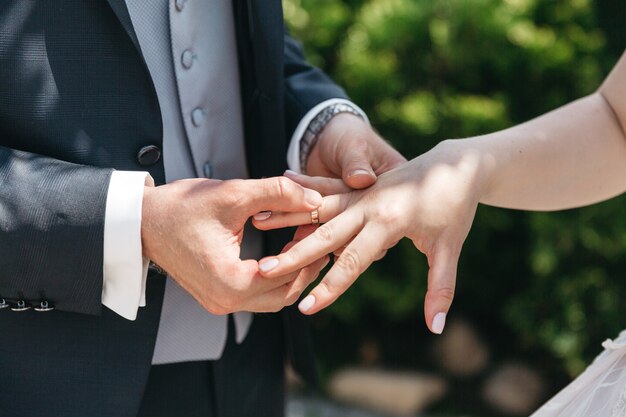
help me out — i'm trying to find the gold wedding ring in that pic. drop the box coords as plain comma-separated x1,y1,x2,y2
310,209,320,225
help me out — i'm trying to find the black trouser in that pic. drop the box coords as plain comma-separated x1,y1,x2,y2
137,314,286,417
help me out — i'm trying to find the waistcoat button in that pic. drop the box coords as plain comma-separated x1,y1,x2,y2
137,145,161,166
175,0,186,12
181,49,195,69
191,108,205,127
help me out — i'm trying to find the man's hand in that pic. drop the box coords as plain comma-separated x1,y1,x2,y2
304,113,406,191
141,177,328,315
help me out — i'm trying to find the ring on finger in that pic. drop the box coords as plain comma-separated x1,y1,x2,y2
310,209,320,225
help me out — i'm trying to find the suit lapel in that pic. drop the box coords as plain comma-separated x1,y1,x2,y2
247,0,283,96
106,0,141,52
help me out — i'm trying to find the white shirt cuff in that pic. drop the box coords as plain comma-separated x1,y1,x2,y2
286,98,369,173
102,171,154,321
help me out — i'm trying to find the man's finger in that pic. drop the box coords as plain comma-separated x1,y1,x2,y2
240,176,322,215
297,223,392,315
237,259,300,293
283,171,352,196
247,255,330,312
423,244,461,335
253,193,350,231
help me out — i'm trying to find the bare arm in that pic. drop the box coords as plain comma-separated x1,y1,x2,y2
475,51,626,210
254,51,626,333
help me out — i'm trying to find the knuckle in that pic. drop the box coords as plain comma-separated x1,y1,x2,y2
433,286,456,303
220,180,246,207
372,202,404,226
315,224,333,243
318,279,335,296
336,249,360,276
274,176,293,199
317,279,340,305
319,273,342,296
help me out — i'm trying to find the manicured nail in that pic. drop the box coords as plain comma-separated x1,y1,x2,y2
432,312,447,334
253,211,272,221
304,189,322,207
348,169,372,178
259,258,279,272
298,294,316,313
284,169,299,176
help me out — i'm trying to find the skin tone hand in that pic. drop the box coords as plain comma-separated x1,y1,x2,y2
256,50,626,334
250,111,407,299
141,176,329,315
256,149,485,334
303,113,407,190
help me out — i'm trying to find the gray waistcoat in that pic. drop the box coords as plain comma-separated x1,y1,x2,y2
126,0,260,364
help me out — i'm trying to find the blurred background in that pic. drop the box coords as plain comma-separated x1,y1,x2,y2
282,0,626,416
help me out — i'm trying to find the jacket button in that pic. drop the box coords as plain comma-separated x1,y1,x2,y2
0,298,8,309
34,300,55,312
137,145,161,166
11,300,31,312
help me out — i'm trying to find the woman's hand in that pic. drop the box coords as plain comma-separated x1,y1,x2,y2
254,141,493,333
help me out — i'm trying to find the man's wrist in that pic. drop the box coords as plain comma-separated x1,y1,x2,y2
141,185,158,261
300,102,365,174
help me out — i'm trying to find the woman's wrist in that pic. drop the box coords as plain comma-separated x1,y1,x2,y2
431,138,498,205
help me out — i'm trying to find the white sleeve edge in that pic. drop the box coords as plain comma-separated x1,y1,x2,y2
102,171,153,321
286,98,369,173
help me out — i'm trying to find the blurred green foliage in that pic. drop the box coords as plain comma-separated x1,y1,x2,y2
284,0,626,383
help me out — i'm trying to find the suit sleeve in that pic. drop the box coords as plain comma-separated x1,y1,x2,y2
0,145,113,316
283,32,351,137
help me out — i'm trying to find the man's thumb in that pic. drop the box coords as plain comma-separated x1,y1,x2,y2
244,177,322,214
340,153,377,189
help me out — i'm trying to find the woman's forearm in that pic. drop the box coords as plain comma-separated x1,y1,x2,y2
459,52,626,211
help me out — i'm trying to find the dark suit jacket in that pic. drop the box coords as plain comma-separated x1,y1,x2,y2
0,1,348,416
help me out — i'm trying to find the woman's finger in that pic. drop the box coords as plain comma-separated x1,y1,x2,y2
284,171,352,196
297,222,395,315
293,224,319,241
257,210,364,278
423,243,461,335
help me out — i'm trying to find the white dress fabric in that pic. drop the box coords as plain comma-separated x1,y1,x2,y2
530,329,626,417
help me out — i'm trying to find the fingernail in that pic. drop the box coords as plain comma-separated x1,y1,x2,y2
348,169,372,178
299,294,316,313
253,211,272,221
284,169,299,177
259,258,279,272
432,312,447,334
304,189,322,207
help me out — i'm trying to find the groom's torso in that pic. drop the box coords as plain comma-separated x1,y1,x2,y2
0,1,299,416
0,0,288,179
